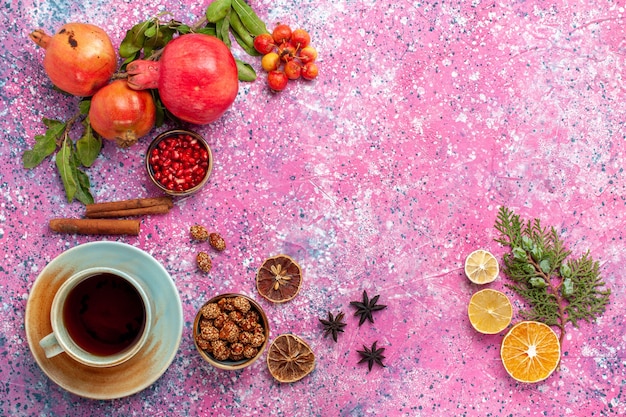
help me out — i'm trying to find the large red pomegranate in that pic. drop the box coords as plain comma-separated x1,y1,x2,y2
29,22,117,97
126,34,238,125
89,80,156,148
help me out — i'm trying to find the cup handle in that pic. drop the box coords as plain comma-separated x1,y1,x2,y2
39,332,65,358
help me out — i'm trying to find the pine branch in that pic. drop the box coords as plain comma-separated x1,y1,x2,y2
494,207,611,348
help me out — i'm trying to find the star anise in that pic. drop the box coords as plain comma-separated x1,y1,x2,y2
319,311,347,342
349,290,387,326
357,341,386,371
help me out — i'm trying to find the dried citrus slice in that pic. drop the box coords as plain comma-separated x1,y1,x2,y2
267,334,315,383
501,321,561,383
256,254,302,303
468,288,512,334
465,249,499,284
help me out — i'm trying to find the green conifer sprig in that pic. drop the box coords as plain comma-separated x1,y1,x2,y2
494,207,611,346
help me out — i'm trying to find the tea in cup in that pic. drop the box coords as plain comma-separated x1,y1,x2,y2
39,267,152,367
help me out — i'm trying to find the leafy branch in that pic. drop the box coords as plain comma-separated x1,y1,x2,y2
494,206,611,347
22,100,101,205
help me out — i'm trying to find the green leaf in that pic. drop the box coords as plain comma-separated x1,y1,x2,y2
562,278,574,297
177,24,192,34
229,10,254,48
119,20,151,58
22,118,66,168
150,90,167,127
530,277,547,288
539,259,551,273
512,247,526,260
144,25,175,58
232,30,259,56
216,14,232,48
235,59,257,81
79,99,91,115
531,245,544,261
73,165,94,205
196,26,217,36
121,52,140,67
560,263,572,278
206,0,232,23
232,0,268,36
23,134,57,169
76,118,102,167
144,23,157,38
521,235,533,251
42,118,66,136
55,139,78,203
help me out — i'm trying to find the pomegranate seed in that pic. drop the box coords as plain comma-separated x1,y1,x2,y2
149,132,210,192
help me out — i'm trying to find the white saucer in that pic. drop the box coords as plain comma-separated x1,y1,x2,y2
25,241,183,400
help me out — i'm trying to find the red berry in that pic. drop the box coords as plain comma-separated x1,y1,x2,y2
291,29,311,48
261,52,280,72
272,24,292,44
267,70,288,91
301,62,319,80
284,60,302,80
253,33,275,55
299,46,318,64
278,42,297,62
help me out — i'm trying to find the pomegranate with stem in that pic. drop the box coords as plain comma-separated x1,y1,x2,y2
29,22,117,97
127,34,239,125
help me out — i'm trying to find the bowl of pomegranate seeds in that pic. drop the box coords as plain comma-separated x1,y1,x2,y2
145,129,213,196
193,293,270,370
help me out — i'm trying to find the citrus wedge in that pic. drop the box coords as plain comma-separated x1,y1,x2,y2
500,321,561,383
468,288,512,334
465,249,499,284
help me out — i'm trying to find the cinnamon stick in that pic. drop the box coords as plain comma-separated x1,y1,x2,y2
49,219,140,235
85,204,172,218
85,196,173,218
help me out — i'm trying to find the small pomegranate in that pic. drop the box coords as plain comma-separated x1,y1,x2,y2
127,34,238,125
29,22,117,97
89,80,156,148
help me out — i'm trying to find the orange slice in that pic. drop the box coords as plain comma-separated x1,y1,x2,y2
256,254,302,303
267,334,315,383
468,288,512,334
500,321,561,383
465,249,499,284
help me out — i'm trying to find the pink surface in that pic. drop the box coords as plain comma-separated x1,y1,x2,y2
1,0,625,416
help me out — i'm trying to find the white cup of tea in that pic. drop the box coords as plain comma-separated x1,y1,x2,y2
39,267,153,368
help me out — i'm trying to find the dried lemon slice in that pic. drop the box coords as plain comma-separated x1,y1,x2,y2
468,288,512,334
267,334,315,383
464,249,499,284
501,321,561,383
256,254,302,303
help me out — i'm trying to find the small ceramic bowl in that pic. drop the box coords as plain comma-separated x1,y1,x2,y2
193,293,269,371
145,129,213,197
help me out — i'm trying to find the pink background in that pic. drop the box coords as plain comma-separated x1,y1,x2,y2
1,0,625,415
